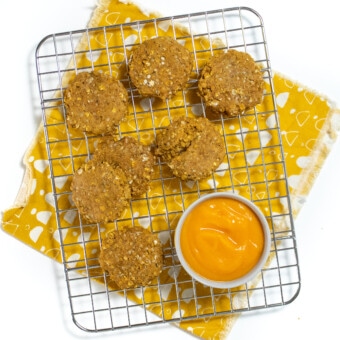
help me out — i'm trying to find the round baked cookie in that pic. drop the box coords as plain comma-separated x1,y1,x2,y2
128,36,193,101
64,71,129,135
92,136,155,197
155,116,225,181
99,226,163,289
70,160,131,224
198,49,264,116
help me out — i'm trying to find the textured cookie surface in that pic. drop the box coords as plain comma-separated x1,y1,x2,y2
93,136,155,197
155,116,225,181
128,36,193,101
198,49,264,116
99,226,163,289
70,160,131,223
64,71,129,134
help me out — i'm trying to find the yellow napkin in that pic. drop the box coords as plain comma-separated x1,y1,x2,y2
2,1,340,339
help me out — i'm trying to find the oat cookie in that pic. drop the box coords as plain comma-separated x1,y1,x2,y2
99,226,163,289
128,36,193,101
70,160,131,224
93,136,155,197
64,71,129,135
198,49,264,116
155,116,225,181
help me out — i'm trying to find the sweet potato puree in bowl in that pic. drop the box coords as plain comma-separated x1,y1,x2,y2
175,192,271,289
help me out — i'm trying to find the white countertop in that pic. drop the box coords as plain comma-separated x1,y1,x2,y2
1,1,339,339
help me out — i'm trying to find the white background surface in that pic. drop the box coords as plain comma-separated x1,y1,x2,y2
1,1,339,339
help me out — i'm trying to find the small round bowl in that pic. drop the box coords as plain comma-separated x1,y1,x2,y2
175,192,271,289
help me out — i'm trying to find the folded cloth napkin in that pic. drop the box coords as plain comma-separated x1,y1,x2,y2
2,1,339,339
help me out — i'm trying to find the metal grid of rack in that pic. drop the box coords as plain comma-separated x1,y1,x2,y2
36,6,300,333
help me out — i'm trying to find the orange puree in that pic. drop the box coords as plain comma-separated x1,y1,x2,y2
180,197,264,282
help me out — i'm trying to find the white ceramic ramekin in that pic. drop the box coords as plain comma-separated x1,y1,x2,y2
174,192,271,289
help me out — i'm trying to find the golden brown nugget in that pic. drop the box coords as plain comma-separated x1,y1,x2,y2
128,36,193,101
64,71,129,135
93,136,155,197
155,116,225,181
198,49,264,116
99,226,163,289
70,160,131,224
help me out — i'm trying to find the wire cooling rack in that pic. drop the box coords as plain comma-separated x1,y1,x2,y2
36,6,301,333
